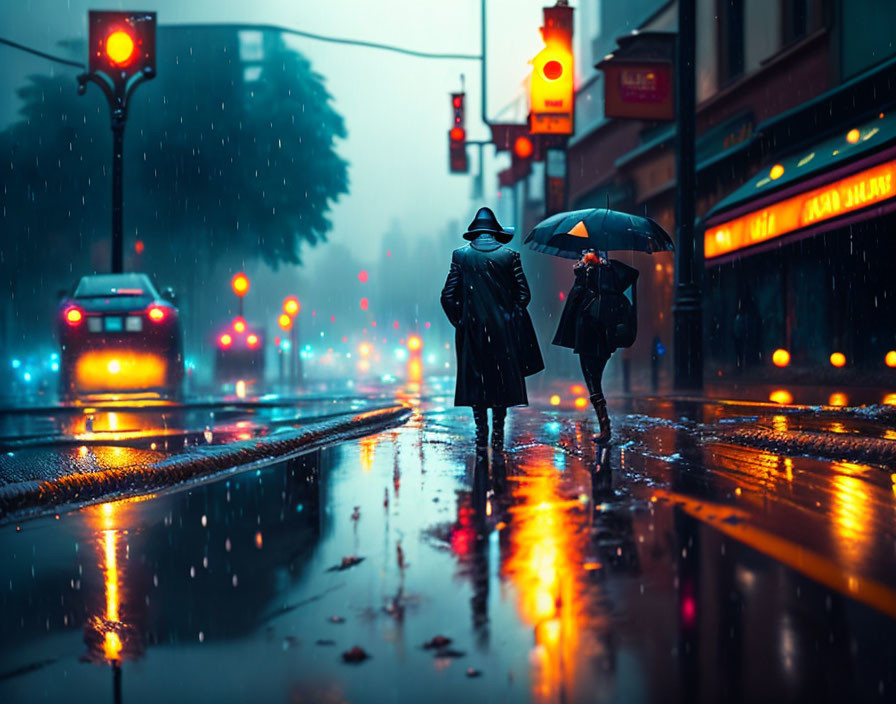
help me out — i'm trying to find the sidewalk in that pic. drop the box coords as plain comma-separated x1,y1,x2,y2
0,404,410,524
528,379,896,469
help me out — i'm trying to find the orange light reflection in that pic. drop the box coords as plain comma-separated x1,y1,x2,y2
505,454,588,702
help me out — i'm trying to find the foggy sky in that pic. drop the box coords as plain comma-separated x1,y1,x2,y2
0,0,567,269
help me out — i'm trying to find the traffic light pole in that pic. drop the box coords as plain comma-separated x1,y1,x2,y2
111,118,125,274
672,0,703,390
78,67,155,274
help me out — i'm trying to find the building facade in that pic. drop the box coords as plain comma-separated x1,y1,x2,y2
505,0,896,390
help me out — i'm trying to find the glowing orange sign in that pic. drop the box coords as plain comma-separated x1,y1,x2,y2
706,158,896,259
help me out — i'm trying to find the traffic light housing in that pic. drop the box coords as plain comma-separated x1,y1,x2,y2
448,92,469,173
491,124,539,189
530,3,574,135
88,11,156,84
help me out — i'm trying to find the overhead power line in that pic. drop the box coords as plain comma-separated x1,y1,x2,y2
0,36,85,68
171,23,482,61
0,23,481,72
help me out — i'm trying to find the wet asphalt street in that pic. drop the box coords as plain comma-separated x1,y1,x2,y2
2,391,896,703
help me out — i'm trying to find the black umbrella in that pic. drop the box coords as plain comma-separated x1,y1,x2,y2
524,208,674,259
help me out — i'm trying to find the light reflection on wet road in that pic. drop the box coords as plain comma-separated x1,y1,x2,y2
2,397,896,702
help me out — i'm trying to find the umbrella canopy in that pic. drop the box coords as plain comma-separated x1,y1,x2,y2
524,208,674,258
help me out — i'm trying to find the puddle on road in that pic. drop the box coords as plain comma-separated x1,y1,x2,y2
2,405,895,702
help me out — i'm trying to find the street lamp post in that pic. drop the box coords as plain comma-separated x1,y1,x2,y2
672,0,703,390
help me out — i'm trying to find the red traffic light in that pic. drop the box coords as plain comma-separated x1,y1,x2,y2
88,11,156,78
513,136,534,159
453,95,463,109
450,127,465,142
105,30,136,67
542,59,564,80
530,4,574,135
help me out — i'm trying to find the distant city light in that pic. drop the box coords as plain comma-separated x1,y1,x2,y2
830,352,846,368
407,336,422,351
549,394,561,406
772,349,790,367
231,272,250,297
769,389,794,404
11,359,21,369
886,350,896,368
394,348,408,361
358,270,368,284
23,372,32,382
574,397,588,410
283,296,300,316
829,393,848,407
769,163,785,180
846,128,860,144
360,297,369,311
51,362,59,372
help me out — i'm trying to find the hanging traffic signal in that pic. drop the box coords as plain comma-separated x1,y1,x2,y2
448,92,468,173
530,3,574,135
514,136,534,159
88,11,156,83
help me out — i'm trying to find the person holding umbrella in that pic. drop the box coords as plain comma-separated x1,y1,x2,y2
552,249,638,443
524,207,674,445
441,207,544,459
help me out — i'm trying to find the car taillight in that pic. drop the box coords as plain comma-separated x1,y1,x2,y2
147,305,166,323
219,333,233,348
247,334,259,348
65,307,84,326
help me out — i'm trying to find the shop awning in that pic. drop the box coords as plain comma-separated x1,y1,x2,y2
702,109,896,263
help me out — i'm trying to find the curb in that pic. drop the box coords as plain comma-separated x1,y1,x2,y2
0,405,411,524
720,427,896,467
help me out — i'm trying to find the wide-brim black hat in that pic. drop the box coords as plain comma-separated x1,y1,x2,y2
463,206,514,244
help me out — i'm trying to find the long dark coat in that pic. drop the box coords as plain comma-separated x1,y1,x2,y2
441,235,544,407
553,259,639,356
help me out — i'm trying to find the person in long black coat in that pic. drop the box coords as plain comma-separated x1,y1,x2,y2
441,207,544,456
553,251,638,444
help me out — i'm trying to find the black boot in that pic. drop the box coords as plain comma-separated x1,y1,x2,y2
473,406,489,456
591,394,611,444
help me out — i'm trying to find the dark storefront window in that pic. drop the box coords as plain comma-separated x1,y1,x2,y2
781,0,827,46
705,212,896,375
717,0,745,85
